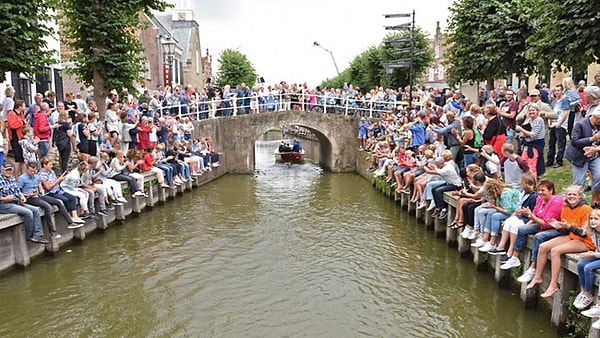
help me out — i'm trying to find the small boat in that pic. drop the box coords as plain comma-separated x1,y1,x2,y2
274,148,305,163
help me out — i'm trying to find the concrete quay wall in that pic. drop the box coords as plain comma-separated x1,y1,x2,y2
355,149,600,337
0,166,226,276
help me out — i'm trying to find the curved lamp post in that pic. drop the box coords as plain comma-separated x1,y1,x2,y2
313,41,340,76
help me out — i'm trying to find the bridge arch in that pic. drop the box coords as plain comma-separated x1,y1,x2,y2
192,111,358,173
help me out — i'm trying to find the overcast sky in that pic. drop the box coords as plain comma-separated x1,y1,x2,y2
169,0,454,87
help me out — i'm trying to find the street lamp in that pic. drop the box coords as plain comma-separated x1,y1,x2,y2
313,41,340,76
162,35,176,87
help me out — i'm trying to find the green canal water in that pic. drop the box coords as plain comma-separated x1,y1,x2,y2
0,139,556,337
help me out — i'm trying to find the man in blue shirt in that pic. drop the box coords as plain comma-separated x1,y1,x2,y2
18,162,83,238
0,161,48,244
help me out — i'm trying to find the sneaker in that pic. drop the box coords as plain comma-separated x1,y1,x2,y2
30,236,49,244
488,247,506,256
112,200,122,206
582,305,600,318
499,254,510,263
212,162,220,167
431,208,441,217
592,318,600,330
68,222,84,229
97,209,109,216
438,209,448,219
461,228,473,239
471,238,485,248
500,256,521,270
133,191,145,197
479,242,495,252
72,217,86,224
117,197,128,204
88,213,98,220
517,267,536,283
427,200,436,211
417,201,427,209
467,231,479,241
50,231,62,239
106,203,115,210
161,183,170,188
80,213,90,220
575,294,594,310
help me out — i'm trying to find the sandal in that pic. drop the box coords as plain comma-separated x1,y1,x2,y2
450,222,464,230
448,220,458,228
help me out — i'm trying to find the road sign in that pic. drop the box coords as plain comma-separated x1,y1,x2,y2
384,23,412,30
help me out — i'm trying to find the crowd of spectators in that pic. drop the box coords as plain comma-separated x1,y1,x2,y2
0,85,221,244
362,71,600,327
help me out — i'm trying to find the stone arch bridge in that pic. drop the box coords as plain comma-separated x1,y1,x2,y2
192,111,359,173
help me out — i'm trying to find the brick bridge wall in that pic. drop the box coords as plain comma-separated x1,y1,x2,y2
192,111,358,173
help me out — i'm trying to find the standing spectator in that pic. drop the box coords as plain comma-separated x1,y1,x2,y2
566,86,600,206
482,105,506,158
63,92,79,124
564,77,583,135
87,112,102,156
497,89,519,145
547,84,571,168
105,102,121,147
26,93,43,126
33,102,51,158
18,127,39,164
1,86,15,122
7,100,27,177
0,161,48,243
515,104,545,177
53,111,73,174
136,116,151,150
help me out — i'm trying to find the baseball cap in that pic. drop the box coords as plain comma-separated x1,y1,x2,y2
2,162,13,170
529,89,540,96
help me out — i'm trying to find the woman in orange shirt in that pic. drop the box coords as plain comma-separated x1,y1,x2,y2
525,185,594,297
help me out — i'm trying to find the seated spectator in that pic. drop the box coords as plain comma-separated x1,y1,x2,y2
478,145,500,179
488,173,538,258
153,143,182,186
424,150,462,219
91,154,128,205
99,132,116,158
80,154,110,216
140,146,170,188
495,182,565,281
525,185,593,297
574,209,600,315
38,157,86,225
470,179,520,252
125,149,149,197
18,162,84,238
110,150,147,197
0,161,48,243
60,161,96,219
451,168,486,232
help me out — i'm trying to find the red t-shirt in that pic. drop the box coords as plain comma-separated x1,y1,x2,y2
140,152,153,171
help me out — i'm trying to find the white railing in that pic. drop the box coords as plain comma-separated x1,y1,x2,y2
157,92,414,120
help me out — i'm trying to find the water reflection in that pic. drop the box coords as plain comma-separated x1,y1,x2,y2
0,139,557,337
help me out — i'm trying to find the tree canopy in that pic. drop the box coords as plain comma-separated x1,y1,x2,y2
58,0,170,119
215,49,257,88
0,0,57,83
445,0,600,87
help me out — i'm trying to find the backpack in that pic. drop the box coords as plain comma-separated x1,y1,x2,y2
472,128,482,149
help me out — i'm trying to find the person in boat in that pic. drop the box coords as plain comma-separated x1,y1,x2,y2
278,141,286,153
292,138,301,152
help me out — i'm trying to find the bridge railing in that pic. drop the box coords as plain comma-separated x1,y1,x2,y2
159,92,413,120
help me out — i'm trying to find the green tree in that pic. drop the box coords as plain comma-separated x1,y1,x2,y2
321,29,433,91
58,0,170,120
215,49,257,88
444,0,534,88
526,0,600,76
0,1,57,82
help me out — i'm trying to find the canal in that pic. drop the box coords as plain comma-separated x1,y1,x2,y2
0,138,556,337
